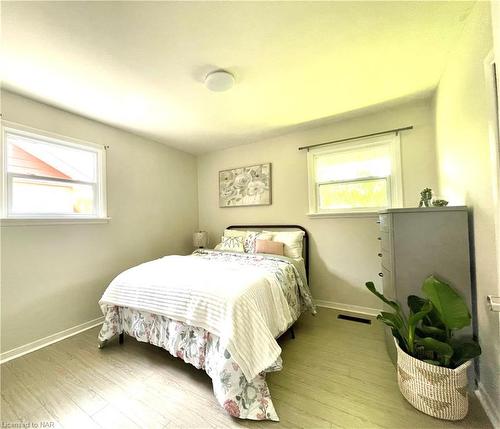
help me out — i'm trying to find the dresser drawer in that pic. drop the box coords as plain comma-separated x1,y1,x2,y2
381,266,395,301
378,214,391,232
378,231,392,252
381,249,393,272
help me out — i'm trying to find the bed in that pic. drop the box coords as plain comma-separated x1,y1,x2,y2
97,225,315,421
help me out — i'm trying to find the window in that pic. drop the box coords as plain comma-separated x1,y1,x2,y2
1,123,107,219
307,133,402,215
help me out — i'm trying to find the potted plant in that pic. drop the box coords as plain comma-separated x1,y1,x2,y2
366,275,481,420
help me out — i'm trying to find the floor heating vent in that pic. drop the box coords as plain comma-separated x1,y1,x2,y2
337,314,371,324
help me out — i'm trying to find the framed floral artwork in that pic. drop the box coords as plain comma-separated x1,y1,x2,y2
219,163,272,207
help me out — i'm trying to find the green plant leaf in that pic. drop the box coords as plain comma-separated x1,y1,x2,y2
408,295,443,327
377,312,403,330
366,282,402,312
416,324,447,341
422,276,471,331
407,295,427,313
377,312,408,351
407,301,433,354
366,281,410,352
450,339,482,367
415,337,454,367
408,301,433,326
414,344,434,361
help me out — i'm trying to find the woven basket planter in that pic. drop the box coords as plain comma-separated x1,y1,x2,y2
395,339,471,420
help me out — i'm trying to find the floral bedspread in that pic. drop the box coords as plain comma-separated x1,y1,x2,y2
99,306,281,420
98,250,315,421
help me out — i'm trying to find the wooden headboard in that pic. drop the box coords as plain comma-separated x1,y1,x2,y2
226,224,309,282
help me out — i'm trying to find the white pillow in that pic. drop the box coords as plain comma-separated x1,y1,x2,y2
264,230,305,259
219,235,245,252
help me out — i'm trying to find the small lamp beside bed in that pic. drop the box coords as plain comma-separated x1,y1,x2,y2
193,231,209,249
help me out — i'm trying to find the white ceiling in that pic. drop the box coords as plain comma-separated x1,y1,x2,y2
1,1,474,154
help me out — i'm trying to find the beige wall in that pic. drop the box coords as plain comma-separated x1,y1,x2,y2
0,91,198,353
493,1,500,67
198,98,437,311
434,1,499,417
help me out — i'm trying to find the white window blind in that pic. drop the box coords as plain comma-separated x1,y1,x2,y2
307,133,402,215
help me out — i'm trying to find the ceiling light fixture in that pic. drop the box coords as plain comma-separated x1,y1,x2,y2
205,70,235,92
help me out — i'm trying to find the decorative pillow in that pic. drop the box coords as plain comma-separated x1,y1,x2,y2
244,231,274,253
255,239,284,256
264,230,305,259
224,229,274,253
219,235,245,252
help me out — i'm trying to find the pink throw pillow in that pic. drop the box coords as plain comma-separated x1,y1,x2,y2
255,239,284,256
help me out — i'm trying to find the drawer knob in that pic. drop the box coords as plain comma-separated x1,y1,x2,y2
376,220,381,224
378,253,382,257
377,237,381,240
378,272,384,277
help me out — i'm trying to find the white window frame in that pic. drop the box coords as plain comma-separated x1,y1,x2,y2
307,133,403,216
1,121,108,223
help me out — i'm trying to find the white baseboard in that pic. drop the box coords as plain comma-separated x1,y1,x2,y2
475,382,500,428
0,316,104,364
315,299,381,317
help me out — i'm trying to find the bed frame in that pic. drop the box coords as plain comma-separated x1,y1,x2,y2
116,224,309,345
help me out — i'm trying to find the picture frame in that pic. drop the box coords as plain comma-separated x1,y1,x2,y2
219,163,272,208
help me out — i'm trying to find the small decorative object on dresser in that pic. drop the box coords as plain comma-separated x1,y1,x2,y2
219,163,271,207
366,276,481,420
417,188,449,207
418,187,433,207
193,231,209,249
432,199,449,207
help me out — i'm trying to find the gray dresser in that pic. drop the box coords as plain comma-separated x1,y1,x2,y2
377,206,473,364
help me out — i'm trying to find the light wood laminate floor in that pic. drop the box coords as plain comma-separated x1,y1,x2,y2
1,308,492,429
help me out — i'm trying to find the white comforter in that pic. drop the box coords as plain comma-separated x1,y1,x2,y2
99,253,298,381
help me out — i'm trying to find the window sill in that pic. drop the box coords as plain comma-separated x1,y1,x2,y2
0,217,111,227
307,211,380,219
